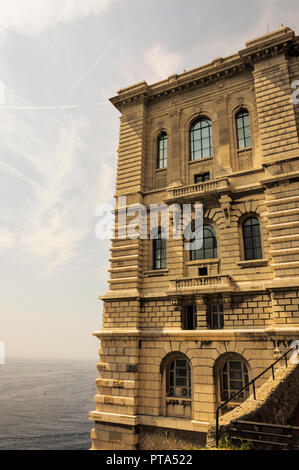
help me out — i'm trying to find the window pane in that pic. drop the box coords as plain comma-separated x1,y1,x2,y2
243,115,250,127
244,126,251,138
202,148,210,158
236,110,251,149
157,133,167,168
190,224,217,260
176,360,186,368
245,136,252,147
201,127,209,138
237,117,243,129
243,217,262,260
237,128,244,140
221,359,249,402
190,118,213,160
154,233,166,269
167,358,191,398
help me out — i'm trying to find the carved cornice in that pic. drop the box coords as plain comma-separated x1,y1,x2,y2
110,27,297,111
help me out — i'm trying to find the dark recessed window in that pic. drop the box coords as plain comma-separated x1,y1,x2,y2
242,216,262,260
157,132,167,169
194,172,210,183
153,227,166,269
211,303,224,330
198,267,208,276
221,360,249,402
190,118,213,160
167,358,191,398
236,109,252,149
183,304,197,330
190,224,217,261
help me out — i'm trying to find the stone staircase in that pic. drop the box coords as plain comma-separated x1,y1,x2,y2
207,350,299,449
228,418,299,450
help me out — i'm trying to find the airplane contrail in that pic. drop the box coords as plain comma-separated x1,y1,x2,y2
70,32,126,91
0,161,40,187
0,102,107,110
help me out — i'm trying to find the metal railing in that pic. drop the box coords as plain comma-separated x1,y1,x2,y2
215,345,299,447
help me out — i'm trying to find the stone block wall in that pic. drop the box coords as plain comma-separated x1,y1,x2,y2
139,426,206,450
272,290,299,325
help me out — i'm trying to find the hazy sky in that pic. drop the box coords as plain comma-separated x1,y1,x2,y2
0,0,298,360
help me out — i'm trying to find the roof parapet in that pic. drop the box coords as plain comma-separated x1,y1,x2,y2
110,26,297,111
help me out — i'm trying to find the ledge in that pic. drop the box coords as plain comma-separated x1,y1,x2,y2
237,147,252,154
139,415,209,433
265,279,299,290
89,410,139,427
188,156,213,166
89,411,210,433
93,327,299,340
186,259,219,266
261,169,299,186
143,269,169,277
93,329,141,339
237,259,268,268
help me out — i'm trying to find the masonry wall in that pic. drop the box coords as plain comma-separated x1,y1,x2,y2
90,27,299,450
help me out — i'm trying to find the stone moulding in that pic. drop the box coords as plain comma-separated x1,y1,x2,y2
110,27,297,111
166,178,230,204
168,275,233,295
93,327,299,341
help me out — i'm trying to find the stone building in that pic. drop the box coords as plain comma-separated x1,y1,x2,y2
89,26,299,450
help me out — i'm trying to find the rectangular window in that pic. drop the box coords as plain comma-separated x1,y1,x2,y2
153,238,166,269
211,303,224,329
198,267,208,276
157,133,167,169
194,172,210,183
183,304,197,330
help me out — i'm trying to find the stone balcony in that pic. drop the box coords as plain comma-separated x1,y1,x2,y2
166,178,230,204
168,275,233,295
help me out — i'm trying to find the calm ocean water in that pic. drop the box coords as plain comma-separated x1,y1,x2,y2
0,358,97,450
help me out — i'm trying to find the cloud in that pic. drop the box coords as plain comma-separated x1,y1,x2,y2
18,117,114,271
0,101,115,272
0,0,112,36
0,228,15,248
143,44,182,82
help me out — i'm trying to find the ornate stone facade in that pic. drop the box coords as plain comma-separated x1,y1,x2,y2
89,27,299,450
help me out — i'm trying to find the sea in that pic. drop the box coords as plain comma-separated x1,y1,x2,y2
0,358,97,450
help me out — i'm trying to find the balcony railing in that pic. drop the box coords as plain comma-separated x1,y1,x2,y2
169,275,232,293
167,178,229,203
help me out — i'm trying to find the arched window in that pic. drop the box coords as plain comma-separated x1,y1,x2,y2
236,109,252,149
166,357,191,398
153,227,166,269
190,117,213,160
157,132,167,169
190,224,217,261
221,359,249,402
242,216,262,260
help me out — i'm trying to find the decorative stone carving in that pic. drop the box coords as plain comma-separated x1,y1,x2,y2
222,294,232,308
220,195,232,226
238,149,253,171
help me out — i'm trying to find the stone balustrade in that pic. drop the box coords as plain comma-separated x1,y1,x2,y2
167,178,229,203
169,275,232,294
